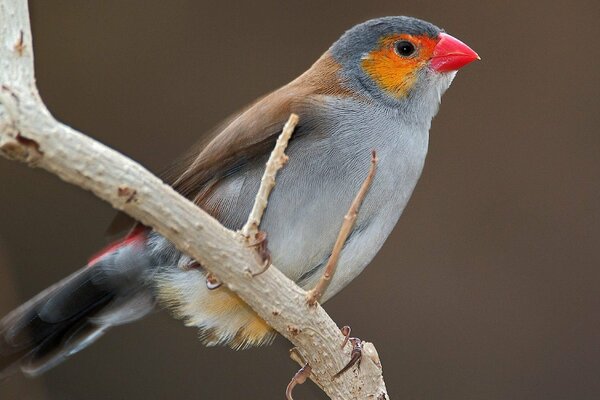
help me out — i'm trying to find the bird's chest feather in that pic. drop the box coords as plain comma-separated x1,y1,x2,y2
154,100,430,348
279,101,428,296
210,99,429,292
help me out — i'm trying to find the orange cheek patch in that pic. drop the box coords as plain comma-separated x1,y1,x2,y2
361,34,437,98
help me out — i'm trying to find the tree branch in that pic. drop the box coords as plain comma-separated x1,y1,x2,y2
241,113,299,239
307,150,378,306
0,1,388,398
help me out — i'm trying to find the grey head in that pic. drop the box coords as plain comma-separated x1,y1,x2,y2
330,16,457,120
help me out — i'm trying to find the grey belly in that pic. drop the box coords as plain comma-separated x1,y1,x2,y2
202,106,429,301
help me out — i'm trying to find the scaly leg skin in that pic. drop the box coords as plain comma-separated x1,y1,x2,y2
334,325,363,379
286,363,312,400
247,231,272,276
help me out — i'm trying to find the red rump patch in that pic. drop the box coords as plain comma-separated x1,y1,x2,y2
88,225,147,266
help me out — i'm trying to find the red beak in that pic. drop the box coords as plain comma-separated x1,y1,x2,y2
430,32,479,72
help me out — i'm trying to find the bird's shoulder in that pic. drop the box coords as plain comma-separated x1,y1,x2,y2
107,52,359,235
169,51,359,201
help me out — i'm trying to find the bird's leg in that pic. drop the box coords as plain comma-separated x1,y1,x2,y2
286,363,312,400
333,325,363,379
246,230,272,276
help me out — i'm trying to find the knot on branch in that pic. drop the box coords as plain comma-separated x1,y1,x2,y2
117,186,138,204
0,131,43,163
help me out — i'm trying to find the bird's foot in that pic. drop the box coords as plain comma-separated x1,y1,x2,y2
333,325,363,379
205,272,222,290
285,362,312,400
183,261,222,290
246,230,272,276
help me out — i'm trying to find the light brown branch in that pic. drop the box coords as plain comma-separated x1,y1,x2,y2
307,151,378,306
240,113,298,239
0,2,388,399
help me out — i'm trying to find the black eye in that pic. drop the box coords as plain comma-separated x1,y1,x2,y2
395,40,416,57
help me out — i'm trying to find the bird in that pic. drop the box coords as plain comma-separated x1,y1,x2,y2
0,16,478,377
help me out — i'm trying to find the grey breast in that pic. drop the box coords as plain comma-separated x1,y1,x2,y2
201,96,430,300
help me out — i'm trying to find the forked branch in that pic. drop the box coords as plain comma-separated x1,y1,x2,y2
0,1,388,399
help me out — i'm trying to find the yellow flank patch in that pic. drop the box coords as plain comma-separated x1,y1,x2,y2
202,289,274,349
157,270,275,349
231,315,274,349
361,34,437,98
200,288,247,315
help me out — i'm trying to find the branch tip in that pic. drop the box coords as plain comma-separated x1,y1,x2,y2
240,113,299,239
307,151,378,306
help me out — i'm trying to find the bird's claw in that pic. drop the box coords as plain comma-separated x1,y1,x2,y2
247,230,272,276
340,325,351,349
285,363,312,400
184,261,222,290
205,272,222,290
333,325,363,379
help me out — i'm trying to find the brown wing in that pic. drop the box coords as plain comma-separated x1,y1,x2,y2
107,52,351,234
105,93,296,236
170,90,299,201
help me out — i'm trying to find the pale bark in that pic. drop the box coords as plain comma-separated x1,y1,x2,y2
0,1,388,398
240,113,299,239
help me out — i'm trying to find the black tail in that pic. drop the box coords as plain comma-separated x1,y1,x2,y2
0,242,155,378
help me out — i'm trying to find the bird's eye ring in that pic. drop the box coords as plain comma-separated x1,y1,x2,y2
394,40,416,57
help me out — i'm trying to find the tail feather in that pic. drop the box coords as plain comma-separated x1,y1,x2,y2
0,239,155,378
20,320,106,377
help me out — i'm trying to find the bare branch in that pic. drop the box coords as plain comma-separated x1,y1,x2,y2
0,1,388,399
307,151,378,306
241,113,299,239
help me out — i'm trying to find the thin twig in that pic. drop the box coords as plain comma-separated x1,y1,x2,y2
307,150,378,306
240,113,299,239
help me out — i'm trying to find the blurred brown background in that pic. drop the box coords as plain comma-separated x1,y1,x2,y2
1,0,599,399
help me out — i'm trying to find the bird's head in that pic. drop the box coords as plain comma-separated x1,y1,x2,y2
330,16,479,112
